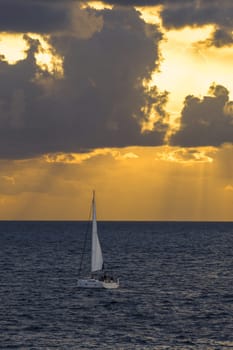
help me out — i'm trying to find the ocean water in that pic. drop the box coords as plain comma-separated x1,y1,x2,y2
0,221,233,350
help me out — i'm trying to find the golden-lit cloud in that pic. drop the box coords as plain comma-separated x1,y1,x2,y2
44,149,112,164
113,152,139,160
84,1,113,10
44,149,139,164
31,35,63,77
155,147,216,164
0,33,27,63
0,32,63,77
136,5,162,25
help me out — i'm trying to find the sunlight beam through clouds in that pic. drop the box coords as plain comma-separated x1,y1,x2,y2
0,145,232,221
0,1,232,221
150,26,233,117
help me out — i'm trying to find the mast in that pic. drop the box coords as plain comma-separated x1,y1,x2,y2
91,190,104,273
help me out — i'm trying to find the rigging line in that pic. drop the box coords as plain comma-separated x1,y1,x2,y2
78,202,92,277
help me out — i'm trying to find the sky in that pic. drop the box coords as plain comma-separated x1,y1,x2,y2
0,0,232,221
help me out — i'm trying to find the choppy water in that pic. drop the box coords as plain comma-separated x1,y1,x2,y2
0,221,233,349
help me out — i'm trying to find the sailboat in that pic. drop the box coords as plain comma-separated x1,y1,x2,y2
77,191,119,289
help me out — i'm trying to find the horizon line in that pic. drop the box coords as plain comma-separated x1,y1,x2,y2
0,219,232,223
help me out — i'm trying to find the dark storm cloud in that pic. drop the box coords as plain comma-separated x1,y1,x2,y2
0,0,70,33
171,84,233,147
0,7,169,159
161,1,233,29
203,27,233,48
160,0,233,48
92,0,196,5
1,0,232,49
1,0,232,31
99,0,233,48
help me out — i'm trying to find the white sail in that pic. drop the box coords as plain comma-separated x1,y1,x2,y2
91,192,104,272
77,191,119,288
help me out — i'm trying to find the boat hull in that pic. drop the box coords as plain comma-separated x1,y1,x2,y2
77,278,119,289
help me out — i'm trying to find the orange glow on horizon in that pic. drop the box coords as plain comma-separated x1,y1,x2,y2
0,146,232,221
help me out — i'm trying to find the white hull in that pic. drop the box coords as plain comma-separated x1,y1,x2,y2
77,278,119,289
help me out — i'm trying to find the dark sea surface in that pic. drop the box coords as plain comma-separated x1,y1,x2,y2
0,221,233,350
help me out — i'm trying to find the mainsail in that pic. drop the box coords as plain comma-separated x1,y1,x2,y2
91,191,104,272
77,191,119,288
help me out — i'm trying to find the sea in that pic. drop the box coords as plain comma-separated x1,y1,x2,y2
0,221,232,350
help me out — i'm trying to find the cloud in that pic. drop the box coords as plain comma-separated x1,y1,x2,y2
197,27,233,48
93,0,200,6
44,149,114,164
44,149,139,164
0,6,168,159
0,0,70,33
160,0,233,48
0,1,103,39
161,1,233,29
1,0,232,36
171,84,233,147
114,152,139,160
69,4,104,39
209,28,233,47
155,146,215,164
97,0,233,49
